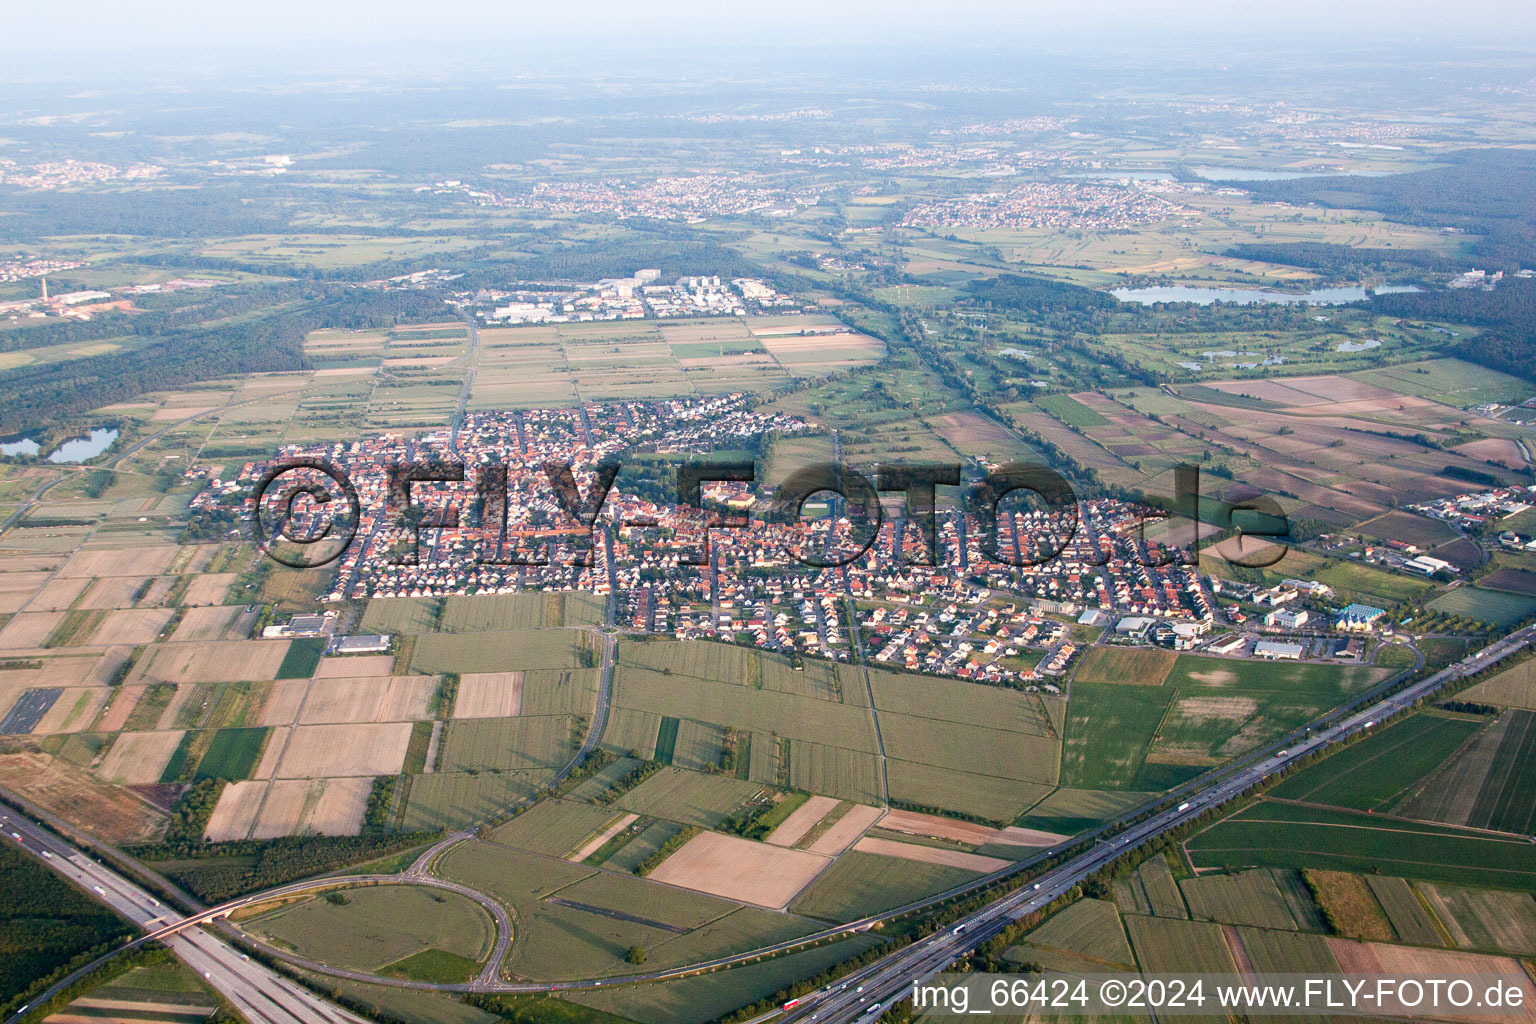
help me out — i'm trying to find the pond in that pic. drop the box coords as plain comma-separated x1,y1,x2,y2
1112,285,1382,306
1190,165,1391,181
47,427,119,463
1,427,119,463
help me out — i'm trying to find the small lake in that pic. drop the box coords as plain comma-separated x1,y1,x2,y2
1336,338,1383,353
1191,165,1391,181
1,427,119,463
1112,285,1374,305
48,428,119,463
0,438,41,457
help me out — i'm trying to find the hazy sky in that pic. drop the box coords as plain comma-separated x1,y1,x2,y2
12,0,1536,65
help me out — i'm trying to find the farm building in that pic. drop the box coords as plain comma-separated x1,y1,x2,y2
328,633,392,654
1254,640,1303,660
262,611,336,639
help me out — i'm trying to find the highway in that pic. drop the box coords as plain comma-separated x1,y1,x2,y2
0,810,371,1024
5,623,1529,1021
784,623,1536,1023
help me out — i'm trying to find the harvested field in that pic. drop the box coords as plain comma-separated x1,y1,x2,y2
275,723,413,778
258,680,309,726
87,608,174,645
647,831,829,909
1461,660,1536,710
452,672,523,718
0,612,64,650
134,641,290,684
204,780,264,840
763,794,840,847
78,576,151,610
873,807,1066,849
803,803,884,855
171,606,245,642
92,686,143,733
96,730,185,785
58,546,177,578
27,576,89,612
1482,568,1536,596
851,836,1009,873
0,749,164,843
0,572,49,614
34,687,109,733
180,573,235,606
1360,942,1536,1023
312,655,395,679
250,777,372,838
296,676,436,724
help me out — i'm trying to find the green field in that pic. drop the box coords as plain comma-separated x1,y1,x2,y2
438,592,604,631
1062,683,1176,790
1349,358,1533,408
1271,712,1483,811
1429,587,1536,627
437,715,574,772
565,936,883,1024
437,840,819,982
1015,897,1134,968
1178,869,1302,930
276,637,325,679
1072,646,1177,686
380,948,482,984
1037,393,1110,428
1016,787,1155,836
1123,914,1237,973
194,727,270,781
787,850,979,921
400,771,546,831
489,798,624,858
247,885,493,972
360,597,440,634
411,630,583,674
616,767,762,828
1313,561,1434,606
1364,876,1446,947
1188,800,1536,887
1064,657,1382,791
